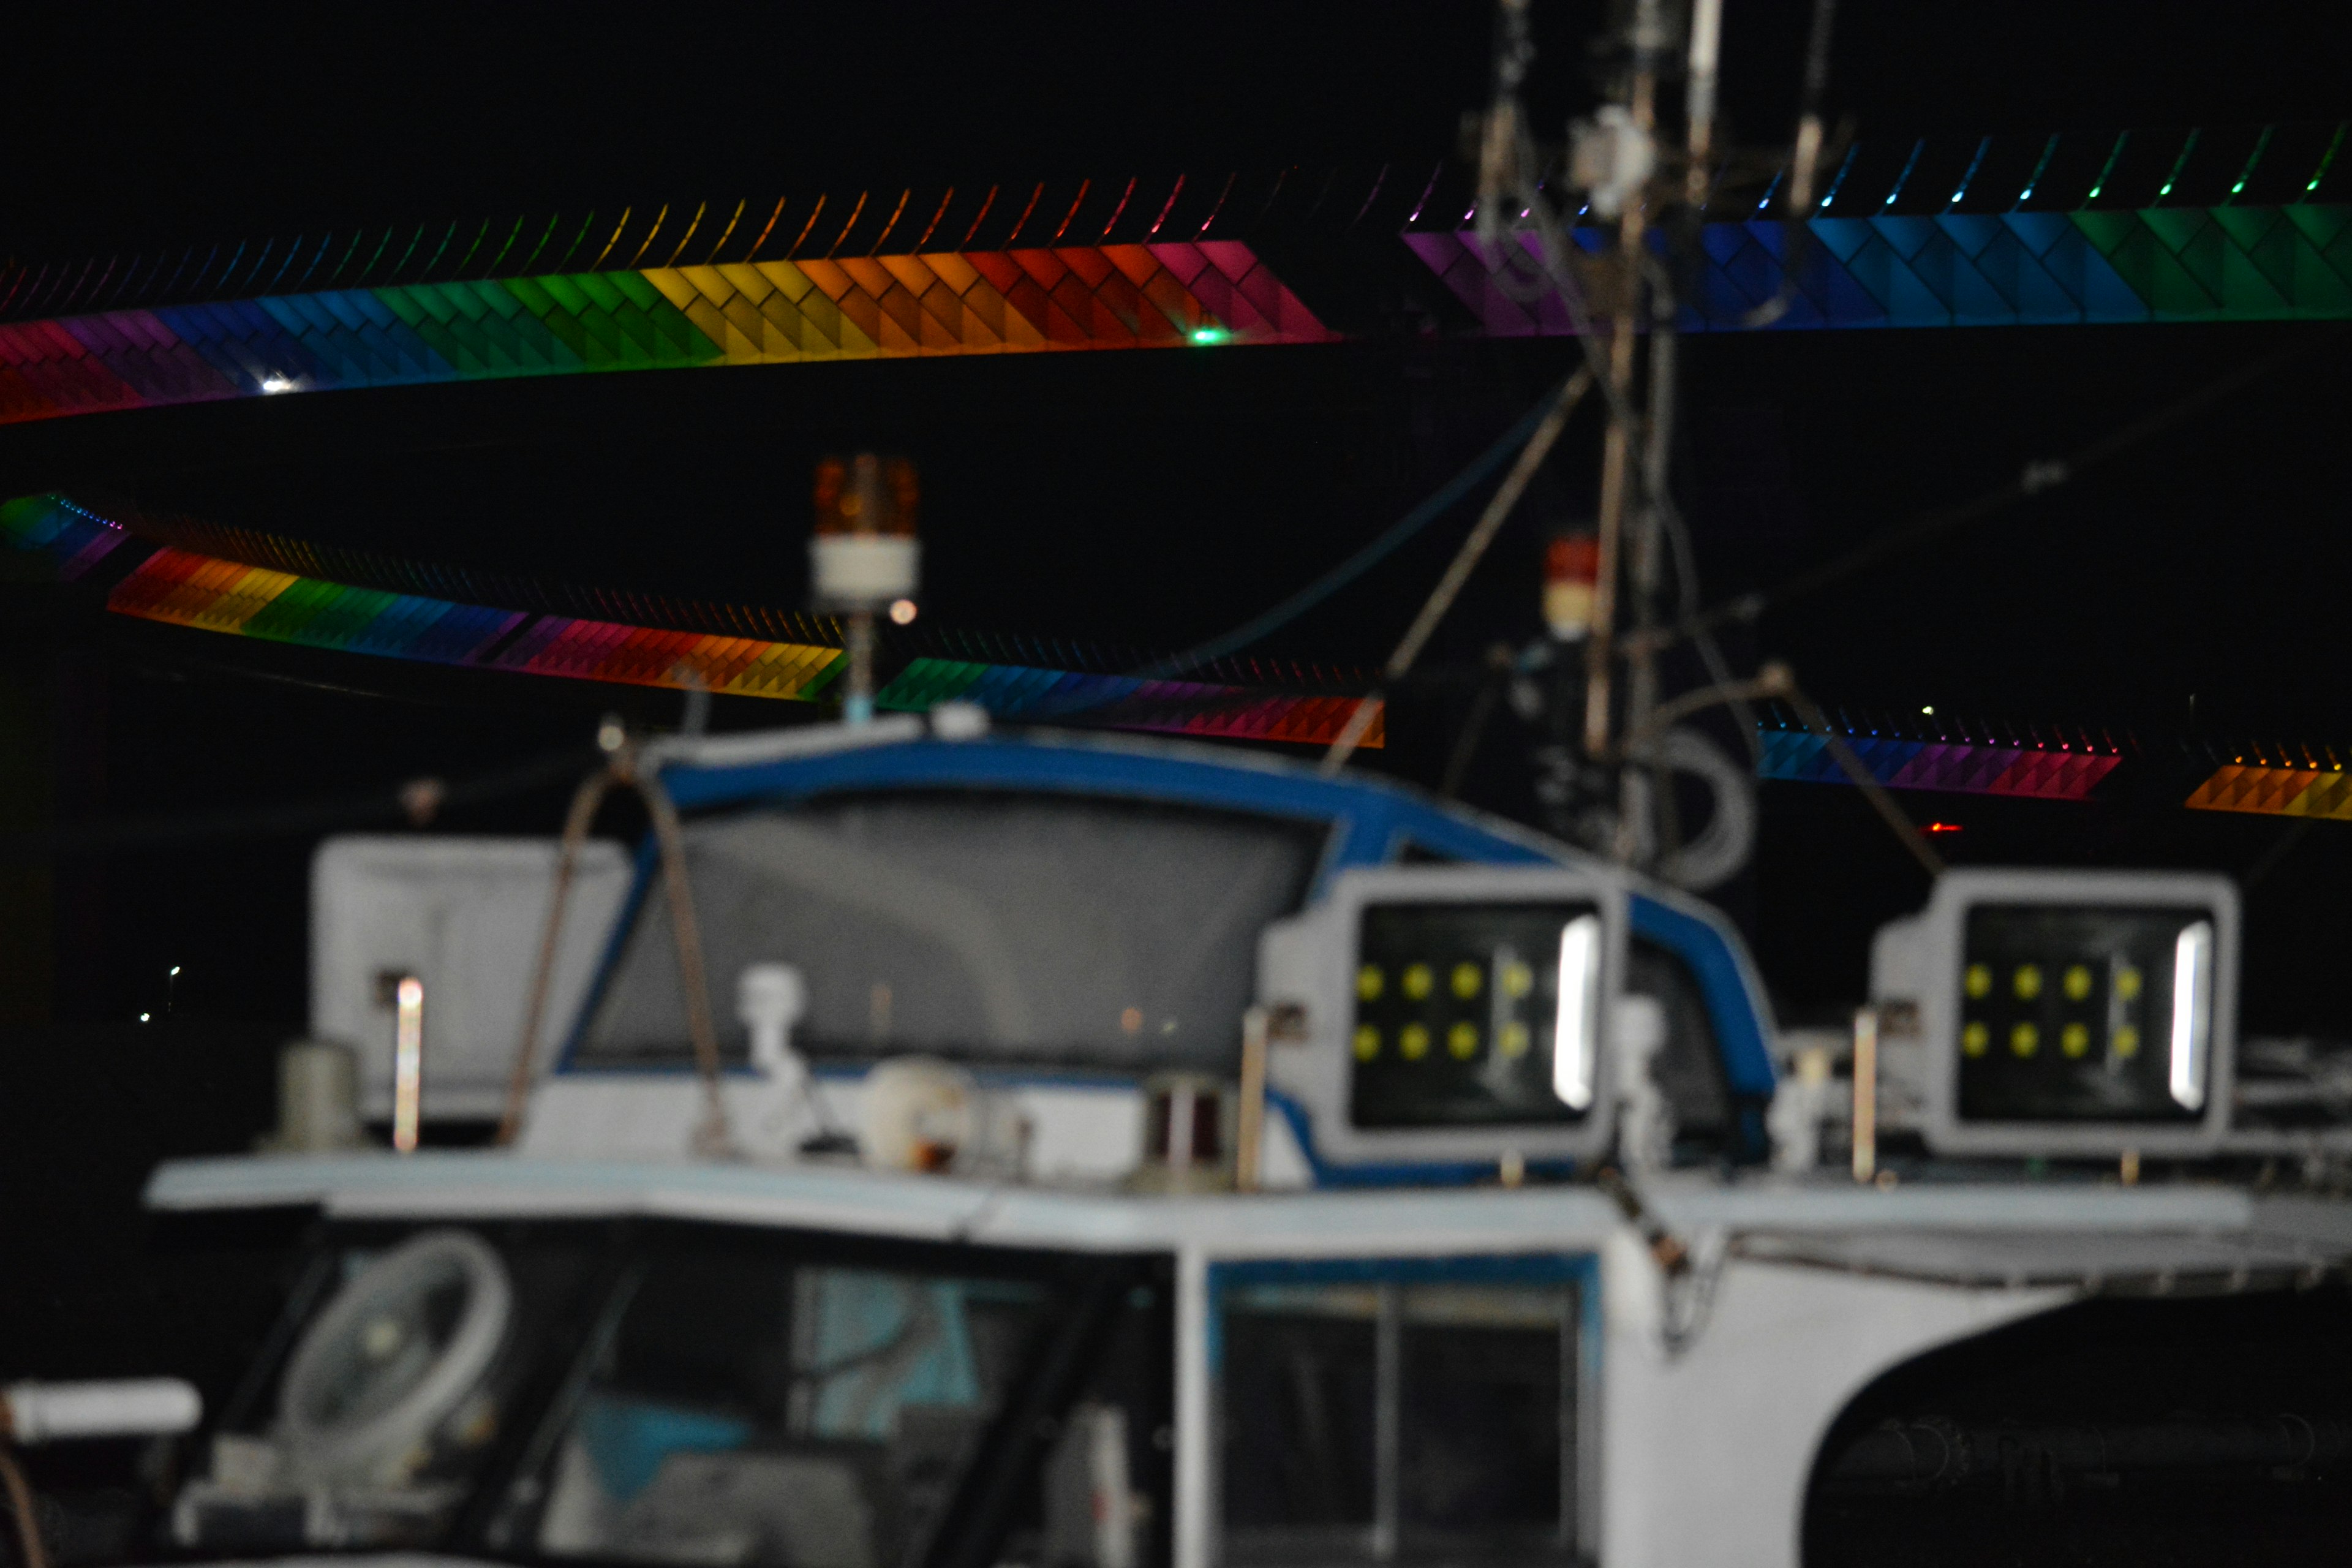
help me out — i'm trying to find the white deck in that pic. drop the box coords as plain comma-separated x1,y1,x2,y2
143,1150,2352,1268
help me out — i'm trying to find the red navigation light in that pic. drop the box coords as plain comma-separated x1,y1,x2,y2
1924,822,1964,834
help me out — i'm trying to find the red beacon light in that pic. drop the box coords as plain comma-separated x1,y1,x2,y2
1544,533,1600,641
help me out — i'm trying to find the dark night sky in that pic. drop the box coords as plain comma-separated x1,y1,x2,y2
1,0,2351,1398
7,0,2352,1041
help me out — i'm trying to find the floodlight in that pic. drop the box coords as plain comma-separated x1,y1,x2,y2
1871,869,2239,1157
1257,866,1626,1175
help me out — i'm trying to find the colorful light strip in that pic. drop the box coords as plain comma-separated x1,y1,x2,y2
1413,201,2352,333
1,494,1378,748
6,134,2342,427
876,657,1382,747
0,242,1332,426
1758,726,2122,801
0,493,132,580
2185,763,2352,820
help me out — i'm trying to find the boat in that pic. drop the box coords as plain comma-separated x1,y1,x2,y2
0,706,2316,1568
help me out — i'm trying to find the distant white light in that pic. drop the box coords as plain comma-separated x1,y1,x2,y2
138,1013,151,1023
1921,705,1935,715
259,375,297,394
888,598,918,625
2169,920,2213,1110
1552,914,1601,1110
168,965,181,977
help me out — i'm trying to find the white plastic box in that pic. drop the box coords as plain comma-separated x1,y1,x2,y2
311,836,630,1123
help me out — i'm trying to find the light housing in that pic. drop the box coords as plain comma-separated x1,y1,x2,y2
810,453,921,612
1257,866,1626,1175
1871,868,2239,1157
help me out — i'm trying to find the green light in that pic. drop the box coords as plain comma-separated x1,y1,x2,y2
2307,123,2348,198
2228,126,2274,202
2087,130,2129,204
1189,326,1231,345
2154,129,2199,205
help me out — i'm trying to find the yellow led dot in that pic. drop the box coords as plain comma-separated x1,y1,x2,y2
2010,1022,2039,1058
1964,963,1992,1000
2064,965,2094,1001
2114,1024,2141,1059
1499,1022,1532,1058
2014,964,2043,1001
1356,965,1384,1001
2062,1022,2090,1058
1502,961,1534,998
1400,1023,1431,1060
2115,966,2143,1002
1962,1021,1990,1057
1447,1021,1480,1059
1451,962,1482,1000
1403,964,1434,1001
1353,1025,1381,1061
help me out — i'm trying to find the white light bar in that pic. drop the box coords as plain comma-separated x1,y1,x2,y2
2170,919,2213,1112
1554,914,1600,1110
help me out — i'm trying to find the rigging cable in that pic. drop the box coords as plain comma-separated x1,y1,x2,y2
1637,322,2352,662
1132,369,1585,679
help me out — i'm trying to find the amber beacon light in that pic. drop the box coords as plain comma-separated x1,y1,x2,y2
810,453,920,725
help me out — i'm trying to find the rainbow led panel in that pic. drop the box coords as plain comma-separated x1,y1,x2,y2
1758,726,2122,800
2185,763,2352,820
1414,203,2352,333
1409,123,2352,333
0,493,131,579
2,496,1379,748
876,657,1383,747
0,242,1332,425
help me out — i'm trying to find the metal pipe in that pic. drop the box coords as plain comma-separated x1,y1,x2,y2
1851,1005,1878,1184
843,609,877,726
391,974,425,1153
1684,0,1724,208
499,766,617,1145
1581,0,1664,761
1235,1006,1268,1191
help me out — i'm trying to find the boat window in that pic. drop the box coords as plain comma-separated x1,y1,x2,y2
502,1233,1174,1568
524,1251,1046,1568
578,791,1327,1074
169,1222,1172,1568
168,1222,607,1553
1218,1266,1586,1565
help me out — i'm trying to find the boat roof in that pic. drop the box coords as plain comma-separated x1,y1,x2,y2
141,1152,2352,1290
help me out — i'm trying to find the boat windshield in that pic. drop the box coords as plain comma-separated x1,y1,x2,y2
171,1218,1172,1568
576,791,1328,1074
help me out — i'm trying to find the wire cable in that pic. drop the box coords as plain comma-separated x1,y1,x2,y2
1131,374,1580,678
1320,368,1594,773
1640,323,2352,661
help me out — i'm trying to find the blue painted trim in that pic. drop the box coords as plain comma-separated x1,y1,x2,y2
657,738,1553,877
808,1061,1143,1091
1629,893,1777,1097
1264,1086,1574,1189
556,834,665,1072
